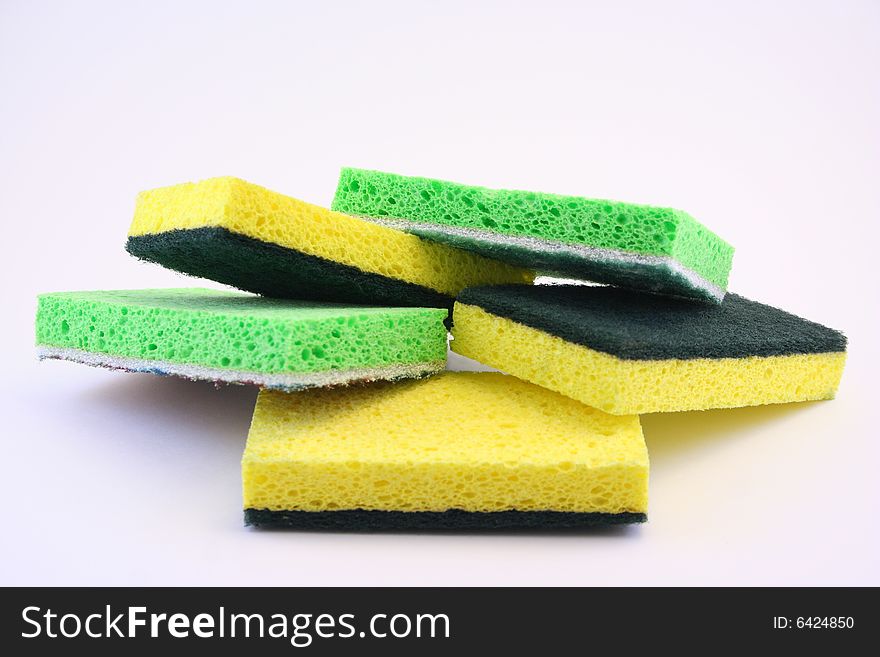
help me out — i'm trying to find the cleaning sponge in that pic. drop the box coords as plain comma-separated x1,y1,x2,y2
127,177,533,310
36,288,448,389
332,168,734,303
451,285,847,415
242,371,648,530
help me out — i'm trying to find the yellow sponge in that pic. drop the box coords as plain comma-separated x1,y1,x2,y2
452,285,848,415
127,177,533,309
242,372,648,530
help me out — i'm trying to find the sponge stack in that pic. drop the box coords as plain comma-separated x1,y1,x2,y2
35,166,850,535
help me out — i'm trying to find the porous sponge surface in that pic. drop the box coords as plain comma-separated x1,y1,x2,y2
451,302,847,415
36,288,448,375
332,168,733,290
242,372,648,514
129,177,532,297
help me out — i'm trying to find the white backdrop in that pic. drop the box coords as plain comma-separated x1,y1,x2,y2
1,0,877,585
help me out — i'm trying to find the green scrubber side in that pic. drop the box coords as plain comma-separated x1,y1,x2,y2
332,168,734,302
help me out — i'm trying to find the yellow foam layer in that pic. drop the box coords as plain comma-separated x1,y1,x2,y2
130,177,533,296
451,303,847,415
242,372,648,514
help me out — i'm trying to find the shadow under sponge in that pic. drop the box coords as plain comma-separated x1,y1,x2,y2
242,372,648,530
451,284,847,415
36,288,448,390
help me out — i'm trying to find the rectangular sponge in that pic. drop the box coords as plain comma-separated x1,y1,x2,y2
36,288,448,390
242,372,648,530
332,168,734,303
451,285,847,415
127,177,533,311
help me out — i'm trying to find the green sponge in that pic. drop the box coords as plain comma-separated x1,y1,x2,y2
332,168,734,303
36,288,448,389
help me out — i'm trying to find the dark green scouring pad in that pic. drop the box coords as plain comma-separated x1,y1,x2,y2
244,509,646,531
127,227,455,309
127,176,533,311
457,284,847,360
332,168,734,303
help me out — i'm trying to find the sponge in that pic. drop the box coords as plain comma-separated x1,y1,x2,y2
332,168,734,303
451,285,847,415
242,372,648,530
36,288,448,389
127,177,533,311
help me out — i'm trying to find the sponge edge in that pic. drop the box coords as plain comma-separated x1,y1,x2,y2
244,509,646,531
242,372,649,529
36,288,449,391
356,216,726,303
37,346,444,391
331,168,733,303
127,177,534,308
450,286,847,414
